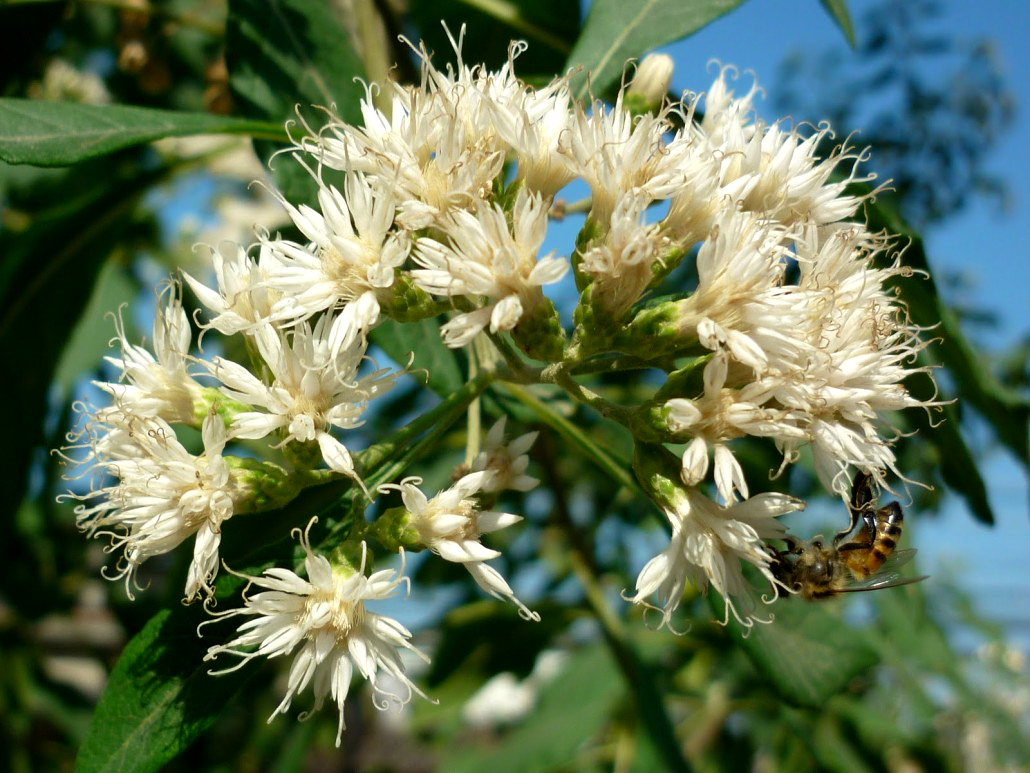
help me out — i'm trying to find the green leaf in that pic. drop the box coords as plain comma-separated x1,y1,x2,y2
437,643,623,772
906,372,994,524
371,317,466,397
565,0,747,100
75,605,255,773
0,100,284,167
225,0,367,206
864,198,1030,475
722,596,878,708
52,260,138,392
819,0,856,47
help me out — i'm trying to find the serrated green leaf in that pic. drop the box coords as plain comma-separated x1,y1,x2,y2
722,597,878,708
371,317,465,397
819,0,856,47
0,100,284,166
225,0,366,206
565,0,747,100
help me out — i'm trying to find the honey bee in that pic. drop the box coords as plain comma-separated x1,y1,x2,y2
772,472,928,600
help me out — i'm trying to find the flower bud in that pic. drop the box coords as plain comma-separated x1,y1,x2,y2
225,457,304,512
626,54,675,115
371,506,422,552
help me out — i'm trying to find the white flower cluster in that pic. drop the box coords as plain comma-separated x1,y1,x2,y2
59,32,937,735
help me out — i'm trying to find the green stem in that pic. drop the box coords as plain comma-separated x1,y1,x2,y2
497,382,638,493
487,332,543,383
543,363,634,426
537,431,688,773
358,370,496,477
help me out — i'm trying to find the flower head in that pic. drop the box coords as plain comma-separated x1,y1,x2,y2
204,521,430,746
96,282,203,425
627,487,803,631
380,473,539,621
202,316,397,485
470,416,540,493
261,171,411,353
411,188,568,347
62,409,240,600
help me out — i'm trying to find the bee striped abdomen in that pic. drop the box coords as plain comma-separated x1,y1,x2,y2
867,501,903,572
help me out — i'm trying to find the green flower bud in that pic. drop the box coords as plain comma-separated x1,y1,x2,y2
631,441,687,510
226,457,305,514
379,272,449,322
194,386,253,429
371,506,422,552
625,53,675,117
512,296,566,362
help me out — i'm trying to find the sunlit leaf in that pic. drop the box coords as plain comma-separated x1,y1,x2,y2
0,100,284,166
819,0,856,47
565,0,746,99
75,604,255,773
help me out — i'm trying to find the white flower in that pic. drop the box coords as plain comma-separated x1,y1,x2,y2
668,353,805,503
306,34,512,231
626,488,803,631
579,192,670,317
96,282,202,425
470,416,539,493
486,60,576,198
202,316,396,486
676,209,804,375
763,227,931,495
204,522,430,746
261,171,411,354
182,243,285,337
380,473,539,621
412,189,568,347
63,409,239,600
559,92,687,222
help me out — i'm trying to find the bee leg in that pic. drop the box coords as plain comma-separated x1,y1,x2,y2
835,471,878,547
781,535,804,554
832,504,864,547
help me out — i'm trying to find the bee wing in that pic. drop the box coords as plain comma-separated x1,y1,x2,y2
876,548,918,574
837,549,926,592
836,573,929,593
